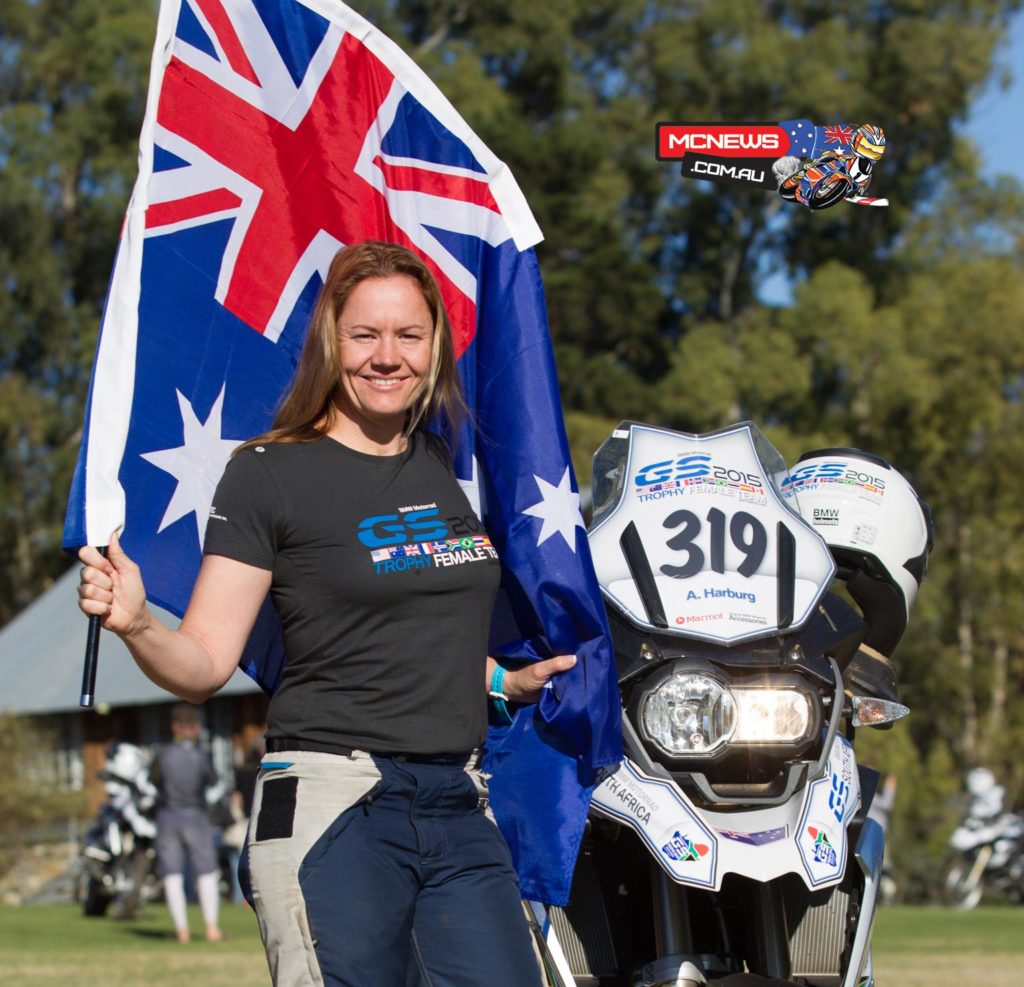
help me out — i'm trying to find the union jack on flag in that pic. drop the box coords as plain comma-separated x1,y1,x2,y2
822,123,854,148
63,0,620,905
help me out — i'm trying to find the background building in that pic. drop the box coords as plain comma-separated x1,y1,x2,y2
0,568,267,811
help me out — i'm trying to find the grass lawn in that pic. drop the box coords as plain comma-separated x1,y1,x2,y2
0,902,270,987
1,902,1022,985
871,905,1024,987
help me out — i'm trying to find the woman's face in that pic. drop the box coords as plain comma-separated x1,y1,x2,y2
333,275,434,438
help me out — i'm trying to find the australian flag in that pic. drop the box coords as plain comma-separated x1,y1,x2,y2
779,119,857,158
62,0,621,905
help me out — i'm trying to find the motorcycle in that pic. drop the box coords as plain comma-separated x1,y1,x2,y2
943,767,1024,910
77,741,161,919
539,421,931,987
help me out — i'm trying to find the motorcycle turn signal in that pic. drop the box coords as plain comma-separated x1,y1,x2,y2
848,695,909,728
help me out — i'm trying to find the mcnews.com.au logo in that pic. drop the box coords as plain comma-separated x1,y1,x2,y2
656,120,889,210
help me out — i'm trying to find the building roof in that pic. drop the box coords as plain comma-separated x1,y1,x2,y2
0,567,260,715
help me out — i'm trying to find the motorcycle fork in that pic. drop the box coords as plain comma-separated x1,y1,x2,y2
652,862,694,957
746,880,791,981
107,822,122,858
648,869,793,984
967,844,993,886
646,864,707,987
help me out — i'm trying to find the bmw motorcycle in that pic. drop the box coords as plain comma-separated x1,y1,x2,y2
77,741,160,919
539,421,931,987
943,768,1024,910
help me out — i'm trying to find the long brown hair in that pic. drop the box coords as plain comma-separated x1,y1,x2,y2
238,241,467,451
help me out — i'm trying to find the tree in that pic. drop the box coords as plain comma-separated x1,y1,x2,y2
372,1,1023,456
0,0,154,618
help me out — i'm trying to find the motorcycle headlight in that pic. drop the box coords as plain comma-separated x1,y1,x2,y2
637,666,819,759
731,688,813,743
641,673,737,757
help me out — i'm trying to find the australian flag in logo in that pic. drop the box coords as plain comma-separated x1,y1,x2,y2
63,0,621,905
780,119,857,157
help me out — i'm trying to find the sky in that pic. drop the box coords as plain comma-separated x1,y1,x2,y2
964,7,1024,183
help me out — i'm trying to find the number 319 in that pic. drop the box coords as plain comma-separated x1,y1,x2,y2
660,507,767,579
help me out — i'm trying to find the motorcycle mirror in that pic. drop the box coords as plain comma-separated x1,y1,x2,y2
850,695,909,728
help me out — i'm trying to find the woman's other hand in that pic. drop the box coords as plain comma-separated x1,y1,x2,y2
77,529,150,637
502,654,577,704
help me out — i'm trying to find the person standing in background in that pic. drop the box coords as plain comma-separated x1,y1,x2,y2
152,703,225,943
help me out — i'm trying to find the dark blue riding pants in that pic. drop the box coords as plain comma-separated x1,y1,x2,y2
246,749,542,987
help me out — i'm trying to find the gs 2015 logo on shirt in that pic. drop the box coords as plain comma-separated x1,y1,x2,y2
357,509,448,548
358,508,498,574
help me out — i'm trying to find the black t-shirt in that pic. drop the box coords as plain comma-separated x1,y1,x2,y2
204,432,501,755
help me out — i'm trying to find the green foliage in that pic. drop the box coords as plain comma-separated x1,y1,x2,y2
857,722,961,901
563,409,621,495
0,0,155,619
0,714,84,875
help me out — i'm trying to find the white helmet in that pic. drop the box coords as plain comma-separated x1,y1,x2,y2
103,742,149,784
785,448,933,656
966,767,997,798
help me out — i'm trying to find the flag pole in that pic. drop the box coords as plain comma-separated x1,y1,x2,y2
79,546,108,708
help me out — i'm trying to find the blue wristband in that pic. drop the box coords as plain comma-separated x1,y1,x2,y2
488,665,514,725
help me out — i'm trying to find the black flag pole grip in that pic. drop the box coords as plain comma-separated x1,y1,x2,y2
80,545,109,709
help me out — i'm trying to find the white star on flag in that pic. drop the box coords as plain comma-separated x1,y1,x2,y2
522,467,586,552
140,386,239,543
456,455,483,521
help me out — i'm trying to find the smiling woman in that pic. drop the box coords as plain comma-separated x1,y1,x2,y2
239,240,468,458
75,241,578,987
332,275,435,451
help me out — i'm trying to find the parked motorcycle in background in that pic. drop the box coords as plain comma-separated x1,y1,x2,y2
77,741,160,918
538,421,932,987
944,767,1024,910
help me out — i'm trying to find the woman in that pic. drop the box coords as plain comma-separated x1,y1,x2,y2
77,240,574,986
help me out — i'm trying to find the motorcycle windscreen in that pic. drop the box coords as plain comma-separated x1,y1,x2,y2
588,422,836,645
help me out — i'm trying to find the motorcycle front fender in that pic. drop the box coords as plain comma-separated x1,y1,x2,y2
591,734,861,893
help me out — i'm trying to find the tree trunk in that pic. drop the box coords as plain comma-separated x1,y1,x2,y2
956,521,978,763
718,204,745,322
981,633,1008,761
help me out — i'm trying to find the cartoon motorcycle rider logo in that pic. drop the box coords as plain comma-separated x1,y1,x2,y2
774,124,887,209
